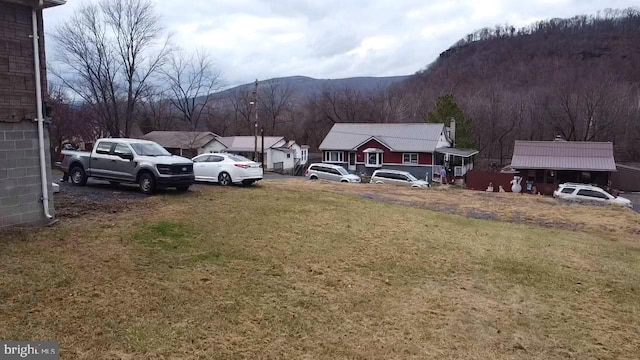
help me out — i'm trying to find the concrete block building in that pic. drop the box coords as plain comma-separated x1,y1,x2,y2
0,0,65,229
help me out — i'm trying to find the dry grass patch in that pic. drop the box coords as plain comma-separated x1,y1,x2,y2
0,183,639,359
283,180,640,239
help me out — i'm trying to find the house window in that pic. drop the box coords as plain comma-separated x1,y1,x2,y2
403,153,418,164
287,153,291,159
324,151,344,162
302,150,307,162
366,152,383,167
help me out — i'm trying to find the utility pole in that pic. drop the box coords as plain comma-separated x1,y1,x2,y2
261,128,265,169
253,79,259,162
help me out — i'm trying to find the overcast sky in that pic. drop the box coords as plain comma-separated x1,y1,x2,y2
44,0,637,88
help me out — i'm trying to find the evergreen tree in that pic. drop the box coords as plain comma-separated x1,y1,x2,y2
427,94,476,149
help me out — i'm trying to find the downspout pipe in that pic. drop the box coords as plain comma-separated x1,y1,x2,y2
32,1,53,220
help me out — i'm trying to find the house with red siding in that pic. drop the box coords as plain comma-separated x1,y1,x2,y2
318,122,477,182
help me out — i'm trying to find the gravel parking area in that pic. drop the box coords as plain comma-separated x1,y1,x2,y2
54,179,153,218
52,170,300,219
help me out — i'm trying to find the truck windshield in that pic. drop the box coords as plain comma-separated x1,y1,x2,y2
130,143,171,157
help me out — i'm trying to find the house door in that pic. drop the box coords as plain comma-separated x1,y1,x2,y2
348,152,356,171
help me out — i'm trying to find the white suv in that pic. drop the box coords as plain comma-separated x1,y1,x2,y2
370,169,430,188
305,163,361,183
553,183,632,208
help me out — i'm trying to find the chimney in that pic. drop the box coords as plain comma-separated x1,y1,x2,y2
449,117,456,147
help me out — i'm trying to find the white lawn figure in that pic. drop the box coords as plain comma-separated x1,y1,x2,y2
510,176,522,193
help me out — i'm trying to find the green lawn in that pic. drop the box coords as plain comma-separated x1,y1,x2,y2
0,183,639,359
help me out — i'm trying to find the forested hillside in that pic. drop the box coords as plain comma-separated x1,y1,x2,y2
401,8,640,163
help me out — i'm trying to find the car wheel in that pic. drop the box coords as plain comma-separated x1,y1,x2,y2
310,175,318,181
70,166,87,186
138,172,156,194
218,172,232,186
176,185,190,192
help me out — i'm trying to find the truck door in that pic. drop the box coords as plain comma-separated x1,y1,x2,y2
91,141,116,178
110,143,136,181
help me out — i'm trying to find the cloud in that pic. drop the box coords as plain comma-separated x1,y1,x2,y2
43,0,638,87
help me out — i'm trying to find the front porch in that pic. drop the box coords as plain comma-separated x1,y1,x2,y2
516,169,611,195
433,148,478,184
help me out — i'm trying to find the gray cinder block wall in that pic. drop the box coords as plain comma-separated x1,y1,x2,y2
0,122,55,228
0,1,55,229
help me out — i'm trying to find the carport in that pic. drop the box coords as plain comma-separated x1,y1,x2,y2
510,140,617,195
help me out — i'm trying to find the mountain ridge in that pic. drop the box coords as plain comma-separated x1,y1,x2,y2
210,74,410,101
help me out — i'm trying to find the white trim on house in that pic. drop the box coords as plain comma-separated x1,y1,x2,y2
381,163,431,167
324,151,345,163
402,153,419,165
354,162,433,167
365,152,383,168
352,136,394,151
436,132,452,149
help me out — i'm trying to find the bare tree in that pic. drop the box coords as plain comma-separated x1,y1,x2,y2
260,80,294,134
162,50,222,131
313,86,367,124
226,87,255,133
52,0,170,137
47,85,96,155
137,88,174,132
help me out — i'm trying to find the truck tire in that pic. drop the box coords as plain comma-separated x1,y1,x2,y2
69,165,87,186
138,172,156,195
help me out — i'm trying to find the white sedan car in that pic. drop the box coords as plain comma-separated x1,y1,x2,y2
553,183,632,208
192,153,263,186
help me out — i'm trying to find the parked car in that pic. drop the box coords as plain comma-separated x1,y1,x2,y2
192,153,263,186
60,138,195,194
305,163,361,183
553,183,632,208
370,169,430,188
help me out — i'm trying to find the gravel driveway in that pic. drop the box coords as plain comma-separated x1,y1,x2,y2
53,173,212,217
52,171,300,218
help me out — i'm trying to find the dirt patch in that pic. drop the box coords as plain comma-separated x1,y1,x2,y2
54,191,142,218
53,181,147,218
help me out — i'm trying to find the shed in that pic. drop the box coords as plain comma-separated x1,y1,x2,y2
510,140,616,194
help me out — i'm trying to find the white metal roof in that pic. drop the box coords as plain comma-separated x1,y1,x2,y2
142,131,219,149
217,136,284,152
511,141,616,171
435,147,479,158
319,123,446,152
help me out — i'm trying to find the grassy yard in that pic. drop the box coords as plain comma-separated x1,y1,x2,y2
1,182,639,359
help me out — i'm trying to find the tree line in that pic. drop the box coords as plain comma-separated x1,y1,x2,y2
48,1,640,166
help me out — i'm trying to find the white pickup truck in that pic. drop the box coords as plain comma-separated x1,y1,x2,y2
60,138,195,194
